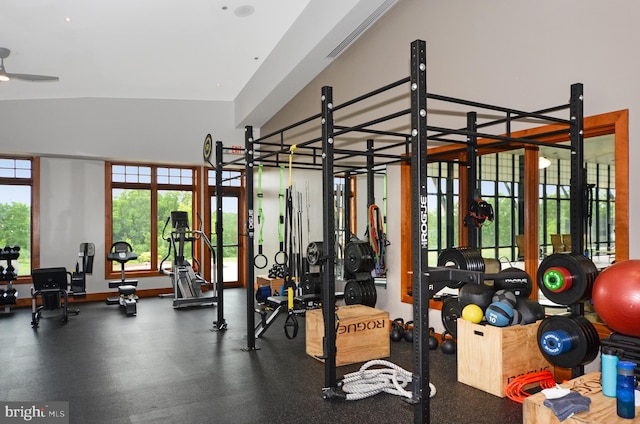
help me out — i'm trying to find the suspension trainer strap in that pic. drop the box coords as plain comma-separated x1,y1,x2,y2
254,163,267,269
275,166,287,265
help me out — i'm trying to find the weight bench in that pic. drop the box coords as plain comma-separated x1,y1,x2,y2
31,267,78,328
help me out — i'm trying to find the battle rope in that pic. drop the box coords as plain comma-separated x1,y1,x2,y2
338,359,436,401
505,370,557,404
254,163,268,269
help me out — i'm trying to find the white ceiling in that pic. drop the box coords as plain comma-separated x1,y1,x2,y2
0,0,397,126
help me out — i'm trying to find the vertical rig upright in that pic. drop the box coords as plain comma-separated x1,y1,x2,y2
410,39,431,424
214,141,227,331
244,127,258,350
321,85,339,397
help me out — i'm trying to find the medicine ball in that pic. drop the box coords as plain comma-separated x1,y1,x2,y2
510,309,522,326
492,289,517,308
485,301,514,327
493,267,533,298
514,298,545,325
459,283,495,310
461,304,484,324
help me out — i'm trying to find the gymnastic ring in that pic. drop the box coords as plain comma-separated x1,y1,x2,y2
284,313,298,339
275,250,288,265
254,253,268,269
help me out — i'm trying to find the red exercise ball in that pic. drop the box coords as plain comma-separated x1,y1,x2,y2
592,259,640,337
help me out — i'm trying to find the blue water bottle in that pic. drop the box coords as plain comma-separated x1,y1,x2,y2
601,346,618,397
616,361,637,419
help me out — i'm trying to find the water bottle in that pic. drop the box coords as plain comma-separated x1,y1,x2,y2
601,346,618,397
616,361,637,419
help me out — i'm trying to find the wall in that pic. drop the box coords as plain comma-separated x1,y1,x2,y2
260,0,640,324
0,98,244,164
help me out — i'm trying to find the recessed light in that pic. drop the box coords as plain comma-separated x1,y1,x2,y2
221,6,228,11
65,17,72,23
234,5,255,18
254,57,259,60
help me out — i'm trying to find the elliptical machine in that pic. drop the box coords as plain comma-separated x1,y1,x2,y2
160,211,217,308
106,241,138,316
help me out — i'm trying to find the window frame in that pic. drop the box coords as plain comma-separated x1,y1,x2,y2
105,161,201,280
0,155,40,282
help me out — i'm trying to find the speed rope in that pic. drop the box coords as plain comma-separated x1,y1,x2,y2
505,370,557,403
338,359,436,401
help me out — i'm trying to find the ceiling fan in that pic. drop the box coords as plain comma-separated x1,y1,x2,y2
0,47,59,82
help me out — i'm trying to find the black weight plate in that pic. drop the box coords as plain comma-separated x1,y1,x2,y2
437,247,485,288
441,296,462,338
306,242,324,266
367,279,378,307
344,280,363,305
361,278,377,307
538,253,596,305
359,280,370,307
537,315,599,368
344,240,375,274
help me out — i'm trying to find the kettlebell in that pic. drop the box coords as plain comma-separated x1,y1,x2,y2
403,321,414,342
428,327,439,350
390,318,405,342
440,330,456,354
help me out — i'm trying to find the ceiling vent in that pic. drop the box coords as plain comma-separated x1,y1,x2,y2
327,0,398,58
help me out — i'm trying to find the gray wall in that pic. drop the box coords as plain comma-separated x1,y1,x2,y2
261,0,639,321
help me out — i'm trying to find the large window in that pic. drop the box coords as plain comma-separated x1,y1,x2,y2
106,163,197,277
0,157,38,277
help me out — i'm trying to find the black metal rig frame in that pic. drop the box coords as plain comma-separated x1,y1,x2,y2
211,40,585,424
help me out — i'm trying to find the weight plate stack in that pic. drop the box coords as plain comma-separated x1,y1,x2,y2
441,296,462,338
538,253,598,305
537,314,600,368
344,279,363,305
344,239,375,274
437,247,485,288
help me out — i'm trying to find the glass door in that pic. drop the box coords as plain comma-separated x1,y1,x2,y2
210,192,242,287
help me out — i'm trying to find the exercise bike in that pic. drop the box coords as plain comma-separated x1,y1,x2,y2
106,241,138,316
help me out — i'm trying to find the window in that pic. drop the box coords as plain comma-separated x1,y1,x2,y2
0,156,39,277
106,162,198,278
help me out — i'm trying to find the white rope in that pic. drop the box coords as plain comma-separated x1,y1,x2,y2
338,359,436,401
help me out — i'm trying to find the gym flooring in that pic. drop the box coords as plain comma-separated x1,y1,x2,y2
0,289,522,423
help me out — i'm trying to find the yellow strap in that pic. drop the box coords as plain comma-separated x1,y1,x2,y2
288,144,297,186
287,286,294,310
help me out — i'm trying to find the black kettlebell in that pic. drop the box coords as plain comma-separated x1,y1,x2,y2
390,318,405,342
440,330,456,355
403,321,414,342
428,327,439,350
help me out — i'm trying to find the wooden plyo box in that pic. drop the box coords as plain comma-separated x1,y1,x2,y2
255,275,284,296
306,305,390,366
457,319,553,397
523,372,639,424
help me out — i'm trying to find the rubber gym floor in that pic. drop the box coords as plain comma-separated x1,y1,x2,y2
0,289,522,423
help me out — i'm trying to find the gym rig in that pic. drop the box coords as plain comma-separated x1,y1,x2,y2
210,40,588,424
159,211,218,309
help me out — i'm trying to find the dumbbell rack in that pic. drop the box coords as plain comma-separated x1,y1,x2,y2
0,245,20,314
